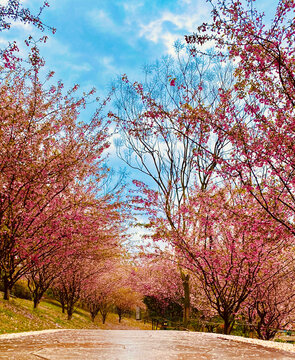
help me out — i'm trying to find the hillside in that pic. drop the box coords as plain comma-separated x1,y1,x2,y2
0,293,150,334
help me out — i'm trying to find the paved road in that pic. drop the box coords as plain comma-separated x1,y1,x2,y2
0,330,295,359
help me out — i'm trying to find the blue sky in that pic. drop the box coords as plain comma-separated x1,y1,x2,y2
0,0,275,168
0,0,273,171
0,0,210,95
0,0,212,183
44,0,209,92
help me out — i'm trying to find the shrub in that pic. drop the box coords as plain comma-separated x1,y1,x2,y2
12,280,32,300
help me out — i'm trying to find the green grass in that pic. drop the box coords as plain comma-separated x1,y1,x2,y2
0,292,151,334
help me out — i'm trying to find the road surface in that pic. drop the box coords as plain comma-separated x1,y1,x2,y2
0,329,295,359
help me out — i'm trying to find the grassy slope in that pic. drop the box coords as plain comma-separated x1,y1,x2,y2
0,293,151,334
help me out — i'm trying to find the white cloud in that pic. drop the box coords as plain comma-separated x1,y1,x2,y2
67,62,92,73
122,1,144,13
0,0,32,7
90,54,120,83
87,9,117,33
10,19,33,31
179,0,192,4
138,1,209,55
0,37,8,46
42,36,70,56
100,56,117,73
139,10,203,42
160,32,180,56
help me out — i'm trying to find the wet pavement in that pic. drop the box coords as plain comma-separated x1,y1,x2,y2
0,329,295,359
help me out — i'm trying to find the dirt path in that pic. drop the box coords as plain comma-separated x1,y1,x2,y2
0,329,295,359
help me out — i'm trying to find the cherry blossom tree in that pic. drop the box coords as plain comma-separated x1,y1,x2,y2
83,273,117,324
169,0,295,334
26,257,62,309
53,262,88,320
186,0,295,236
51,192,125,320
131,255,186,322
82,261,135,323
0,1,51,33
52,256,122,321
111,47,234,325
0,66,110,300
155,185,292,334
25,185,123,309
243,260,295,340
113,287,144,323
0,0,55,68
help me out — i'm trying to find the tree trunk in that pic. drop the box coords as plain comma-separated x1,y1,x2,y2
32,290,44,309
67,306,73,320
102,313,107,324
90,311,96,322
181,272,190,327
33,297,40,309
3,286,10,300
223,316,234,335
3,276,11,300
117,308,122,323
